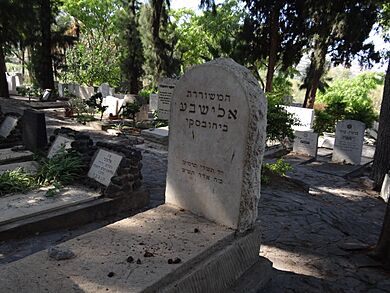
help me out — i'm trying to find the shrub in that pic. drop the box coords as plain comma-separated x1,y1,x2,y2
261,159,293,185
0,168,36,197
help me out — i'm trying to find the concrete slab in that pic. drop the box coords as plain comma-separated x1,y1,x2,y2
23,101,69,109
0,186,101,225
0,204,237,293
0,160,38,174
141,126,169,145
0,147,34,165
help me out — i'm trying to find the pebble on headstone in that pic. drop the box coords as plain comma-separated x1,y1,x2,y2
0,115,19,138
87,149,123,186
332,120,365,165
165,58,267,232
293,131,319,158
22,109,47,152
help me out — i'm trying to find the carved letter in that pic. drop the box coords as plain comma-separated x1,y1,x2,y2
186,91,192,98
222,124,228,132
198,92,203,99
228,109,238,120
217,94,224,101
192,91,198,98
217,104,225,118
196,120,201,126
199,105,209,115
208,93,216,100
225,94,231,102
189,119,194,128
201,121,207,128
189,103,196,113
212,123,218,129
179,102,187,112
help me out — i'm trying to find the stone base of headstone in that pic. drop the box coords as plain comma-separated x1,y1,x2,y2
0,147,34,165
380,174,390,203
141,126,169,145
0,204,272,292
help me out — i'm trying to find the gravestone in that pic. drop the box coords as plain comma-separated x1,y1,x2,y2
149,93,159,112
58,83,66,97
0,116,19,138
99,83,111,98
332,120,365,165
157,78,176,120
284,106,315,131
47,135,74,159
22,109,47,152
381,174,390,203
165,58,267,232
103,96,119,116
293,131,319,158
87,149,123,186
41,89,52,101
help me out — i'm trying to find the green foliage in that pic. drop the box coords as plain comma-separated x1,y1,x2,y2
0,168,36,197
121,102,141,120
16,85,42,97
35,149,85,186
85,93,108,120
262,159,293,185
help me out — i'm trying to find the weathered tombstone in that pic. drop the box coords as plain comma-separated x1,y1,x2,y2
79,85,95,100
165,58,267,232
149,93,159,112
22,109,47,152
284,106,315,131
0,116,19,138
87,149,123,186
381,174,390,203
41,89,52,101
332,120,365,165
103,95,119,116
99,83,110,98
6,75,17,95
47,135,74,159
293,131,319,158
157,78,176,120
57,83,65,97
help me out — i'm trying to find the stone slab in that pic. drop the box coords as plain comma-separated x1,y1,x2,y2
0,161,38,174
332,120,365,165
0,204,236,293
292,131,318,158
165,59,267,232
141,126,169,145
87,149,123,186
47,135,74,158
0,147,34,165
380,174,390,203
0,116,18,138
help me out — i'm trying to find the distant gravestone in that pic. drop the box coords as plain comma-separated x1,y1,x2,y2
157,78,176,120
99,83,110,98
87,149,123,186
103,96,119,116
284,106,315,131
149,93,159,112
381,174,390,203
22,109,47,152
332,120,365,165
58,83,66,97
47,135,74,159
41,89,52,101
0,116,19,138
293,131,319,158
165,59,267,232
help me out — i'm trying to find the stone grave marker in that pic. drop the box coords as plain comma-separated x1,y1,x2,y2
22,109,47,152
47,135,74,159
103,96,119,116
165,58,267,232
99,83,111,98
0,116,19,138
293,131,319,158
283,106,315,131
157,78,176,120
149,93,159,112
41,89,52,101
381,174,390,203
332,120,365,165
58,83,66,97
87,149,123,186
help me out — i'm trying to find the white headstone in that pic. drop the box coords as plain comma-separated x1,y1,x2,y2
165,59,267,232
99,83,110,98
380,174,390,203
79,86,94,100
293,131,319,158
88,149,123,186
103,96,119,116
283,106,315,131
332,120,365,165
47,135,74,159
157,78,176,120
0,116,18,138
149,93,159,112
41,89,51,101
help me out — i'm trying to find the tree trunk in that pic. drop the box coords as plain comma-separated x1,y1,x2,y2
371,59,390,191
372,201,390,267
39,0,54,89
265,4,280,93
0,44,10,99
307,44,326,109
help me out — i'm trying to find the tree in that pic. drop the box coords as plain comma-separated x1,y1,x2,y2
302,1,381,108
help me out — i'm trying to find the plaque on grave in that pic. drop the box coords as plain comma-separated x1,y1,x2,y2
47,135,74,158
293,131,319,158
88,149,123,186
165,59,267,232
332,120,365,165
0,116,18,138
157,78,176,120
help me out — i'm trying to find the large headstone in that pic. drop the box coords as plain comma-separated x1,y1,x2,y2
22,109,47,152
332,120,365,165
157,78,176,120
293,131,319,158
87,149,123,186
0,116,19,138
283,106,315,131
165,59,267,232
47,135,74,159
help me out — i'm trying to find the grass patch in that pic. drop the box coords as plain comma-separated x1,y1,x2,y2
0,168,36,197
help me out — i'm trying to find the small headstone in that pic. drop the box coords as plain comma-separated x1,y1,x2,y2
47,135,74,159
0,116,19,138
103,96,119,116
58,83,66,97
99,83,110,98
380,174,390,203
149,93,159,112
87,149,123,186
41,89,52,101
293,131,319,158
283,106,315,131
22,109,47,152
165,59,267,232
157,78,176,120
332,120,365,165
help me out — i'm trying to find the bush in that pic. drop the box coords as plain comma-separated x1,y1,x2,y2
0,168,36,197
262,159,293,185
